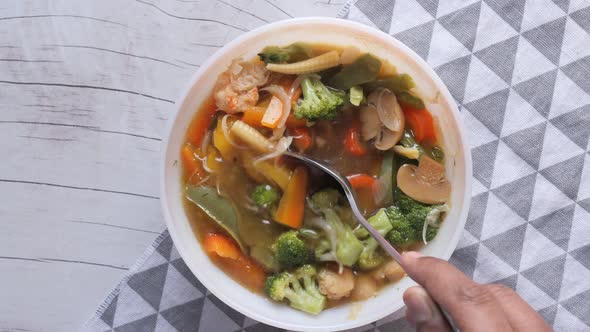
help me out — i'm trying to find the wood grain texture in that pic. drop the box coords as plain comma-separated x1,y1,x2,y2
0,0,345,331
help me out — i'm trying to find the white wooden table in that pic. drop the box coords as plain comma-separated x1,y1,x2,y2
0,1,344,330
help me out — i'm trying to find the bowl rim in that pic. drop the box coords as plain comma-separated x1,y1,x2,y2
160,17,473,331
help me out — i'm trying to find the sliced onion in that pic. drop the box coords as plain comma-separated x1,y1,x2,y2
253,136,293,164
187,174,209,187
200,130,212,154
216,176,223,196
289,75,305,96
372,177,389,206
422,218,429,245
271,126,286,141
201,157,214,173
221,114,247,149
422,205,450,245
230,60,243,75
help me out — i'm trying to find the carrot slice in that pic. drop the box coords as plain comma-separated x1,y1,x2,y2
402,107,436,143
344,120,367,156
181,143,207,184
285,114,307,128
233,255,267,291
186,97,217,146
347,173,377,190
290,127,312,151
261,96,283,128
241,106,267,127
204,233,241,260
274,166,308,229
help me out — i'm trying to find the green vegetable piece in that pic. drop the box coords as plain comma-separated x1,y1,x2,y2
258,43,313,64
356,209,394,270
328,53,382,90
251,184,280,208
318,65,343,80
323,209,364,266
186,186,245,251
396,91,426,110
264,265,327,315
430,146,445,163
273,230,314,269
349,85,364,106
310,188,341,210
384,191,446,247
362,74,415,94
377,151,395,206
250,245,279,272
293,75,345,121
400,131,425,156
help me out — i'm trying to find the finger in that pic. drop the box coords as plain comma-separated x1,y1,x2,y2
486,284,552,332
404,286,451,332
401,251,512,331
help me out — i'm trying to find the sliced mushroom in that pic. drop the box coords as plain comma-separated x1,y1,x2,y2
367,88,404,132
359,105,381,141
397,156,450,204
374,127,403,150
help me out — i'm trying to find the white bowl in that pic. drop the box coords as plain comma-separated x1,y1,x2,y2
161,17,472,332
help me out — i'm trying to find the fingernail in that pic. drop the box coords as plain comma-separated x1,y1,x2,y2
405,287,433,324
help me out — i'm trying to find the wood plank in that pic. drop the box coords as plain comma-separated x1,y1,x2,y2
0,0,344,331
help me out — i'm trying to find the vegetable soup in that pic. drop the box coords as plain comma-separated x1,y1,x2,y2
181,43,450,315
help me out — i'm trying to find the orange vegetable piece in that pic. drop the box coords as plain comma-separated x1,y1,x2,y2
203,233,241,260
346,173,377,190
241,106,267,127
274,166,308,229
234,256,267,290
402,107,436,144
242,105,306,129
186,97,217,146
343,120,367,156
261,96,283,129
181,143,207,184
290,127,312,151
285,114,307,128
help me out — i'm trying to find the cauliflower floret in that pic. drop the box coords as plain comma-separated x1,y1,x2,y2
317,267,354,300
214,59,268,113
351,274,378,301
371,260,405,282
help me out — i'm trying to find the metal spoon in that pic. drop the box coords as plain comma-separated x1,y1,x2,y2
284,151,458,331
284,151,402,262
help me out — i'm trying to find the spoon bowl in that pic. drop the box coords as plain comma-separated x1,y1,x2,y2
284,151,402,262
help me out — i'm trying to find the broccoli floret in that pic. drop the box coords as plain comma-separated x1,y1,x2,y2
384,193,447,247
310,188,341,210
293,76,345,121
251,184,280,208
385,205,422,246
264,265,327,315
395,189,428,214
356,209,394,270
273,231,314,269
323,209,363,266
258,43,312,64
307,208,363,267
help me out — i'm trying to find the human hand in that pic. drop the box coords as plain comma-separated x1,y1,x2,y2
401,251,552,332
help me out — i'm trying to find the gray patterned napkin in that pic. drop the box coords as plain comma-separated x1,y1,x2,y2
85,0,590,331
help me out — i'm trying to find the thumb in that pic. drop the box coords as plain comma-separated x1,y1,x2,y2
404,286,451,332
